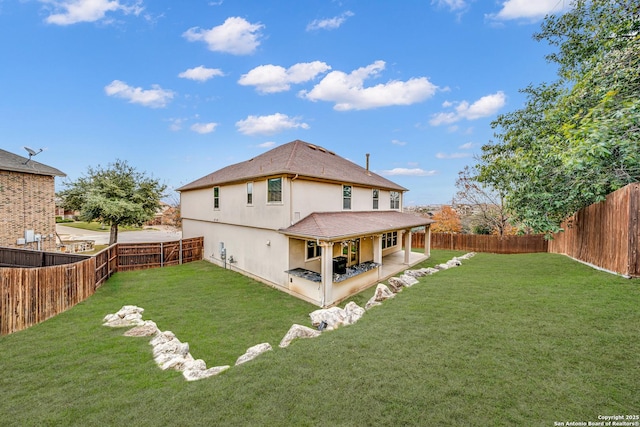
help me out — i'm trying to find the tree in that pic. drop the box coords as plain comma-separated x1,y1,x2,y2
431,205,462,233
60,160,166,245
454,165,511,236
477,0,640,234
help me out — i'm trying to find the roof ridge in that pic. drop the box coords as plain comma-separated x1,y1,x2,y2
284,140,302,170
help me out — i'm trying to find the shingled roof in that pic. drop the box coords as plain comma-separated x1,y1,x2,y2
279,211,434,241
0,149,66,177
177,140,406,192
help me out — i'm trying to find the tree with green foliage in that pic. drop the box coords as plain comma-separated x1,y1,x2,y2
60,160,166,245
477,0,639,234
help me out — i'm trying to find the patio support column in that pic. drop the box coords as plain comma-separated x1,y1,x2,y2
403,229,412,264
373,234,382,264
320,241,334,307
373,234,382,280
425,225,431,258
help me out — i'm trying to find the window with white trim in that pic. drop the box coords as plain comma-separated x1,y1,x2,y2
390,191,400,209
268,177,282,203
306,241,322,259
382,231,398,249
343,185,352,210
372,189,379,210
247,182,253,205
213,187,220,209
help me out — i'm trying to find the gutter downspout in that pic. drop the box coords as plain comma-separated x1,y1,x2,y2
289,174,299,225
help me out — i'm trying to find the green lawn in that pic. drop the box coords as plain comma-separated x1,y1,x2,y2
1,251,638,426
59,221,142,232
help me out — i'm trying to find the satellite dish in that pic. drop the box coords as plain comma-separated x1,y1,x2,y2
23,146,43,164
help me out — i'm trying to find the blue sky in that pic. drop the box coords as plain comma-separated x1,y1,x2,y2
0,0,570,205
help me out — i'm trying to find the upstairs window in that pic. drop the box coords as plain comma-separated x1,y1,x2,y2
372,189,379,210
306,241,322,260
390,191,400,209
343,185,352,210
247,182,253,205
268,177,282,203
213,187,220,209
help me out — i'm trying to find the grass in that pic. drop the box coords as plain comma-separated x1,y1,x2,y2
59,221,142,232
0,250,638,426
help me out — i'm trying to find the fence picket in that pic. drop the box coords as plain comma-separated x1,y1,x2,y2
0,237,203,336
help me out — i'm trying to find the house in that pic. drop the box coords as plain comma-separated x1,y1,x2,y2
178,140,434,307
0,148,66,251
145,201,178,227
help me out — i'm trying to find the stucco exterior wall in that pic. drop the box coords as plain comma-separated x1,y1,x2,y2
182,218,290,288
180,178,292,230
0,170,57,251
291,180,402,219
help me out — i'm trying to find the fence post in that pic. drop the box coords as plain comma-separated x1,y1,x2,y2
160,242,164,267
180,239,183,265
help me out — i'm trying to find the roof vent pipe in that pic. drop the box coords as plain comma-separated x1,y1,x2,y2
366,153,370,171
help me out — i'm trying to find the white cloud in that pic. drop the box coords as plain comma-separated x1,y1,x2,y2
299,60,438,111
430,91,506,126
458,141,475,150
235,113,309,136
183,17,263,55
191,122,218,134
306,11,354,31
379,168,437,177
41,0,142,25
238,61,331,94
435,152,472,159
431,0,468,12
258,141,276,148
167,117,186,131
391,139,407,146
104,80,174,108
488,0,571,21
178,66,224,82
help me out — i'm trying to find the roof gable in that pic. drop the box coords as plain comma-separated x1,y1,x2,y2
177,140,406,192
0,149,66,177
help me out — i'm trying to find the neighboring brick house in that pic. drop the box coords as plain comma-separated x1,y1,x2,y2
0,148,66,251
179,140,433,307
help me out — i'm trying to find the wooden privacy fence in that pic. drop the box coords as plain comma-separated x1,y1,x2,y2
548,183,639,278
413,232,548,254
0,247,90,268
0,257,96,336
0,236,203,335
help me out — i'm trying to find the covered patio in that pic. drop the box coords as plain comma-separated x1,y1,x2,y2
280,211,434,307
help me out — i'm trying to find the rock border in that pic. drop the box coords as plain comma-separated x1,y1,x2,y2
103,253,475,380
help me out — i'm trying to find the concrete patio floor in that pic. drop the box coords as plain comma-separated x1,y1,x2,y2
379,249,430,281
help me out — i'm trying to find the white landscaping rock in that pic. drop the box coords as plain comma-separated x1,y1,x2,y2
387,277,405,293
279,324,321,348
459,252,476,260
403,269,426,278
102,305,146,327
123,320,159,337
446,259,461,268
343,302,365,324
373,283,395,301
235,343,273,366
183,365,230,382
365,284,395,310
150,330,176,347
309,306,347,330
399,274,419,287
